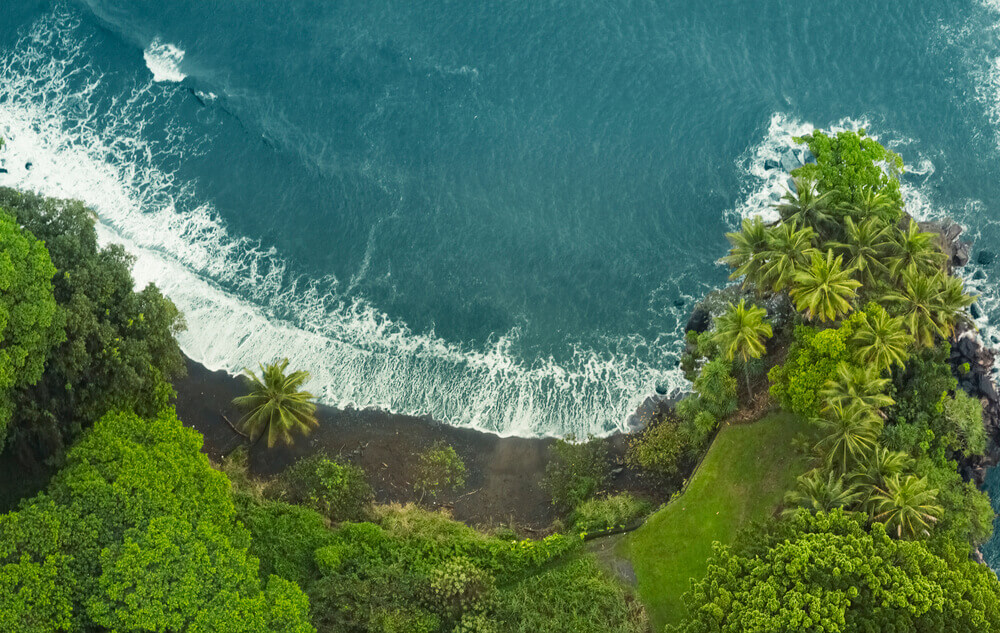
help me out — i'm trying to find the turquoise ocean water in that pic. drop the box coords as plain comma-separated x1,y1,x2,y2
4,0,1000,562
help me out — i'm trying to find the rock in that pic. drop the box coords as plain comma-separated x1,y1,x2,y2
786,177,797,193
974,269,987,281
803,150,817,165
24,162,32,170
673,299,685,308
953,242,970,268
977,250,996,266
763,158,780,171
684,307,711,334
971,302,983,320
654,382,669,396
957,335,979,362
780,151,799,173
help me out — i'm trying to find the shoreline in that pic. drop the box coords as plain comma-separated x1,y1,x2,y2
173,356,665,530
174,355,557,529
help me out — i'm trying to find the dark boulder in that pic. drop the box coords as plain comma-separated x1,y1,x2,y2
971,302,982,321
763,159,780,171
685,307,711,335
953,242,970,268
974,269,987,280
977,250,996,266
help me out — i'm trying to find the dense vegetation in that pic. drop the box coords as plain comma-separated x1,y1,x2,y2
656,129,1000,631
0,184,647,632
0,188,186,461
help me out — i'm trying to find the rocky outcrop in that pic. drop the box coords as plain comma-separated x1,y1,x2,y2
918,218,970,271
948,322,1000,483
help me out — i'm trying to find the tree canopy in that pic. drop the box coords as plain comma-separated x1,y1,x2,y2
673,510,1000,633
0,209,63,446
0,188,186,459
0,407,315,632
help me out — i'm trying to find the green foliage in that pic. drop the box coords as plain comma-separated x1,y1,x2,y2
626,418,691,480
281,453,373,522
0,189,186,458
307,504,594,633
542,436,608,510
942,389,987,456
235,494,337,587
569,493,652,535
414,441,467,499
0,209,62,446
693,358,737,419
769,322,856,419
0,408,314,632
491,556,648,633
234,358,318,448
672,509,1000,633
712,299,772,380
887,344,956,449
793,129,905,213
789,250,861,322
914,456,994,549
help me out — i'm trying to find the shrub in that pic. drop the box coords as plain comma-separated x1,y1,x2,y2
414,441,467,499
769,322,857,418
693,358,737,419
942,389,987,457
626,419,690,480
281,452,374,522
542,436,608,510
423,556,495,619
570,493,652,535
492,556,649,633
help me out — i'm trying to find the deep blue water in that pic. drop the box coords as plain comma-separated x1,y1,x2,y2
3,1,1000,459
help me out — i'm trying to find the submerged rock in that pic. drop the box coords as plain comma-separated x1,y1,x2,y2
978,250,996,266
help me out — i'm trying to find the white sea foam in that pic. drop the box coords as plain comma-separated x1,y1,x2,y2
0,8,689,437
144,39,186,83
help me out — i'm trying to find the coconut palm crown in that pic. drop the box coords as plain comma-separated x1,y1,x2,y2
233,358,318,448
789,250,862,323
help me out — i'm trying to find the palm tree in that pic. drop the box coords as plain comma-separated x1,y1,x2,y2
852,304,912,371
841,187,900,224
936,274,976,337
759,221,818,292
887,220,947,278
789,250,862,322
776,176,836,235
826,216,892,288
882,271,947,348
814,401,881,473
783,469,861,516
852,446,913,504
233,359,318,448
713,299,773,392
869,474,943,539
820,362,894,413
722,216,770,287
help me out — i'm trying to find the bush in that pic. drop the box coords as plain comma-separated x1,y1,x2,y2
414,441,467,499
570,493,652,535
942,389,987,457
492,556,649,633
281,452,374,522
693,358,737,419
424,556,495,619
769,322,857,418
542,436,608,511
626,419,691,480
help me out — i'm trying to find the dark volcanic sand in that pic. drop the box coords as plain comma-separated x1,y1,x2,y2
173,357,561,529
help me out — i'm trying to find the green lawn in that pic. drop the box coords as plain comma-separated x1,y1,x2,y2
619,411,807,630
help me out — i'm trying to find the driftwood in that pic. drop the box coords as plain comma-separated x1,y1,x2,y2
221,415,250,439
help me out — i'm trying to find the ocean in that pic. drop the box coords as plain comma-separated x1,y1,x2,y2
3,0,1000,551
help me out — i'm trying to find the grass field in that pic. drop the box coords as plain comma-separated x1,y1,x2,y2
619,411,807,629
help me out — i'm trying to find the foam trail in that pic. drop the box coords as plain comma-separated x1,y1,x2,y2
144,39,186,83
0,7,689,437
